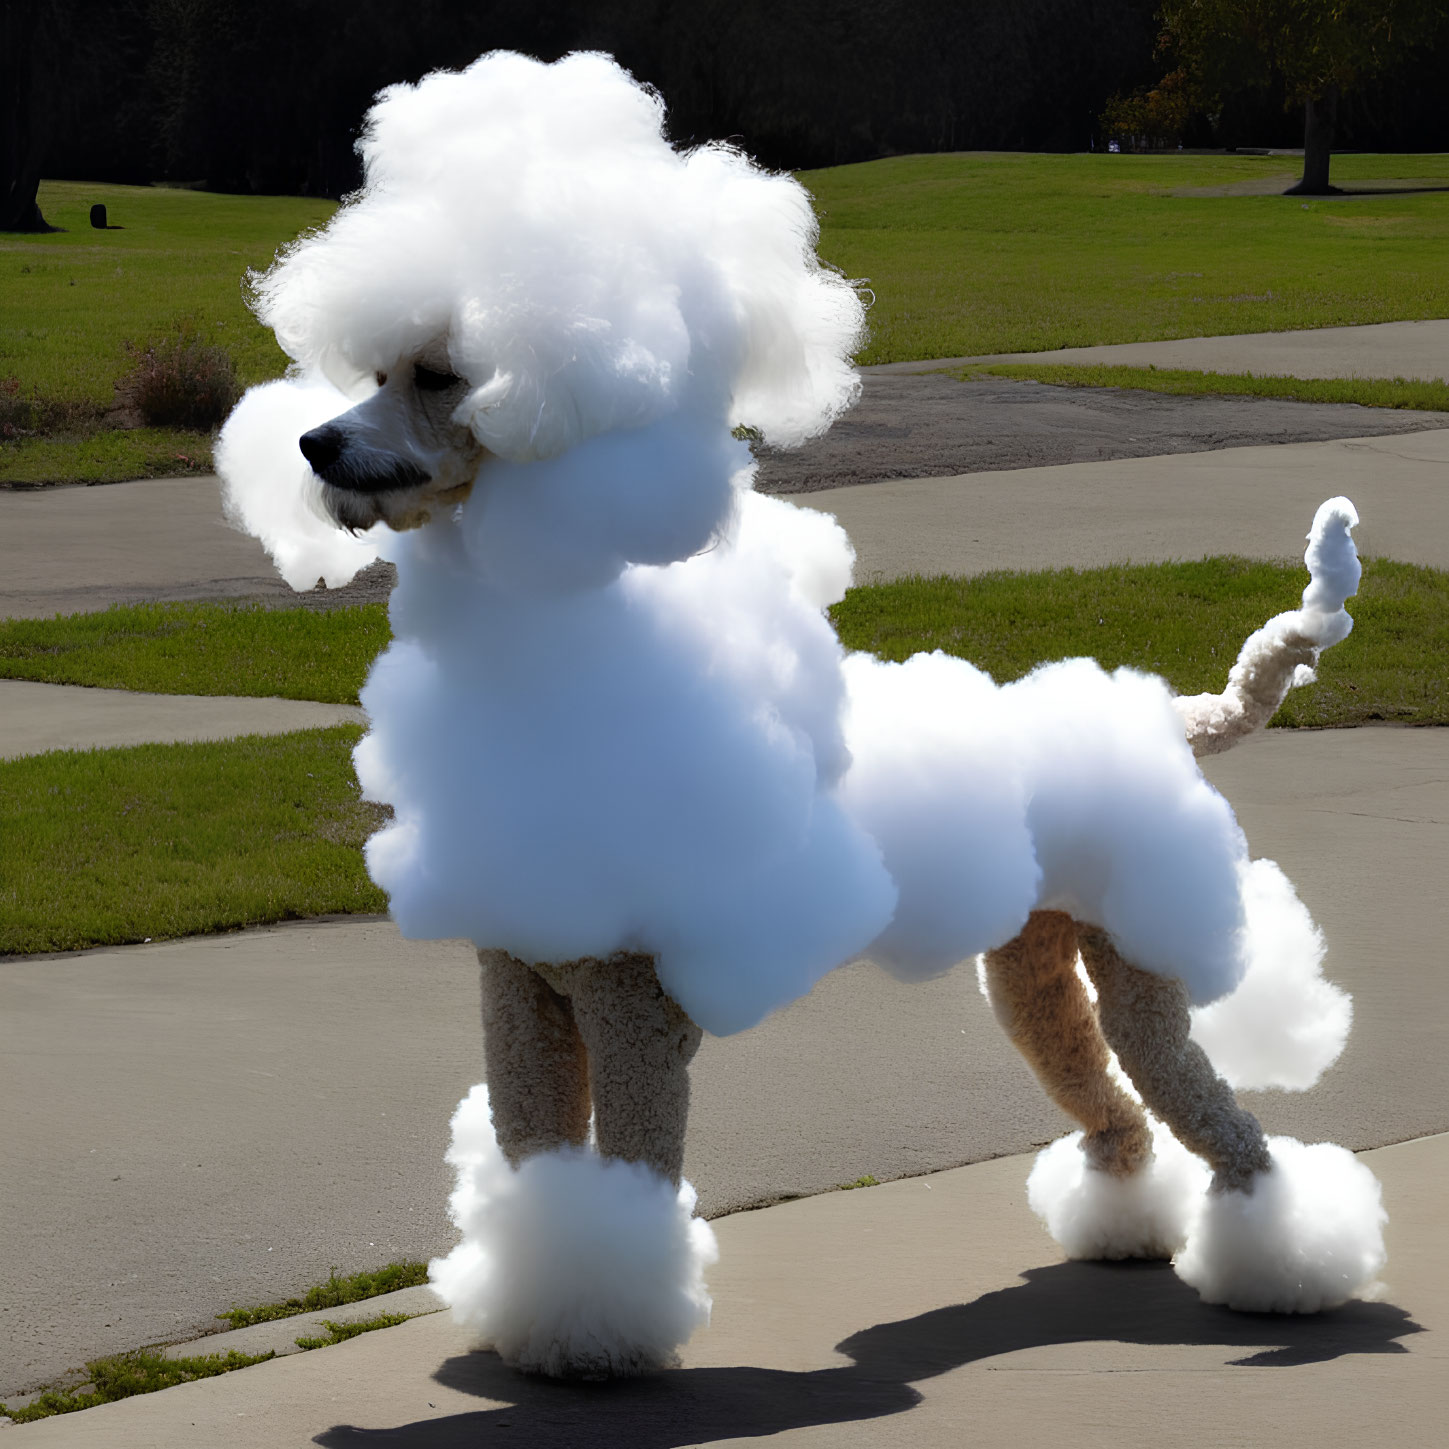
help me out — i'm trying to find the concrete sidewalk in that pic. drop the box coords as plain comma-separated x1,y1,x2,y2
871,318,1449,382
5,427,1445,621
801,428,1449,581
14,1132,1444,1447
0,679,364,759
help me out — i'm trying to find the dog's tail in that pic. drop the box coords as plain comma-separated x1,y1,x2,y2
1174,498,1360,758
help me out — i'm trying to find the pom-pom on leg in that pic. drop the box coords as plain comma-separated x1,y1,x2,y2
430,1084,718,1377
1174,1136,1387,1313
1028,1118,1211,1261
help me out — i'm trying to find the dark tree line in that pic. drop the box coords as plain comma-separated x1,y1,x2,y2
6,0,1449,220
11,0,1166,202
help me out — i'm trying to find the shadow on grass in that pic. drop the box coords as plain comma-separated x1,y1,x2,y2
315,1259,1420,1446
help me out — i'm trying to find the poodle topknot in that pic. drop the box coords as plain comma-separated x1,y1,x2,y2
252,51,863,505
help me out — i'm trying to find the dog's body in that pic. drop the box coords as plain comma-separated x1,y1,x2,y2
219,51,1386,1379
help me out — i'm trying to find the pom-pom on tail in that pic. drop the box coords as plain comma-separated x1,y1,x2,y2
1174,1136,1386,1313
429,1084,718,1378
1028,1119,1210,1262
1175,497,1360,757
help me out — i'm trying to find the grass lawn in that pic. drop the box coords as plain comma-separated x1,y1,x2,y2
955,363,1449,413
802,152,1449,363
0,725,386,955
4,157,1448,479
1,180,333,485
828,557,1449,730
4,559,1442,956
3,181,332,404
0,600,389,705
0,428,217,485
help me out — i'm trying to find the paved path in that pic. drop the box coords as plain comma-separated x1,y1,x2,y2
15,1133,1446,1446
0,680,363,759
758,373,1449,494
800,428,1449,581
0,478,394,619
871,318,1449,382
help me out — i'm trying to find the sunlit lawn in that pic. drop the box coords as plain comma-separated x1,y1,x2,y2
803,151,1449,363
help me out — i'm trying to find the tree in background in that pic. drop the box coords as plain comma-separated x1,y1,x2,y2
1,0,52,230
1159,0,1447,193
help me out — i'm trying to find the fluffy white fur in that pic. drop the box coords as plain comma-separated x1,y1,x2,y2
217,50,1357,1034
215,51,1383,1338
215,376,384,589
430,1085,718,1376
1174,1136,1387,1312
1028,1119,1211,1261
1189,858,1351,1090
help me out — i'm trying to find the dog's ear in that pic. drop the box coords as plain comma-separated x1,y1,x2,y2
683,147,868,450
453,343,679,464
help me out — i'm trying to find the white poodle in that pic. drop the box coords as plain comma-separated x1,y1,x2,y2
218,51,1385,1378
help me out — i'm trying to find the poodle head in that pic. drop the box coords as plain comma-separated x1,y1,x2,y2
243,51,866,540
296,346,485,532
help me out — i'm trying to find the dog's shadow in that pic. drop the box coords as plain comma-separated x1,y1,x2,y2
314,1260,1420,1446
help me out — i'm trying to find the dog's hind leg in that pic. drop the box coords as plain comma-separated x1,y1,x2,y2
478,947,590,1165
1075,927,1269,1192
1077,924,1386,1312
986,912,1207,1260
983,911,1151,1178
568,952,703,1186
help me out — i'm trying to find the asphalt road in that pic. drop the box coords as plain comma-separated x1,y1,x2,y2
755,372,1449,494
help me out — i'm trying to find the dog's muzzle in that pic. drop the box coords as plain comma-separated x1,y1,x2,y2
299,424,430,494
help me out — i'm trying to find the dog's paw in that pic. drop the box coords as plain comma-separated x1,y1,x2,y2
430,1090,717,1377
1028,1124,1210,1261
1174,1136,1386,1313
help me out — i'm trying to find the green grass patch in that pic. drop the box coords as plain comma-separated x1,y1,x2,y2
838,1174,880,1190
955,363,1449,412
0,600,388,704
0,725,387,955
801,152,1449,363
830,557,1449,729
293,1313,414,1350
2,181,332,407
0,427,214,485
3,562,1439,959
219,1261,431,1330
0,1348,274,1423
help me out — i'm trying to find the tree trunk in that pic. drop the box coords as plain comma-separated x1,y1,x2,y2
0,0,51,232
1286,86,1339,196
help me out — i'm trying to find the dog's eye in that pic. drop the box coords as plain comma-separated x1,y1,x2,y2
375,371,388,387
414,363,462,392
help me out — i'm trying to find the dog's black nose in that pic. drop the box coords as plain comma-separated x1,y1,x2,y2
299,425,345,474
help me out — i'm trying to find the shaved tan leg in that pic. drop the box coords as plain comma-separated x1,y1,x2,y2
1077,926,1271,1192
567,953,702,1186
478,948,590,1167
984,911,1152,1177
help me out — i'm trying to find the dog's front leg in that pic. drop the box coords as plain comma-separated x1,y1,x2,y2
568,951,702,1185
432,950,716,1378
477,948,590,1163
